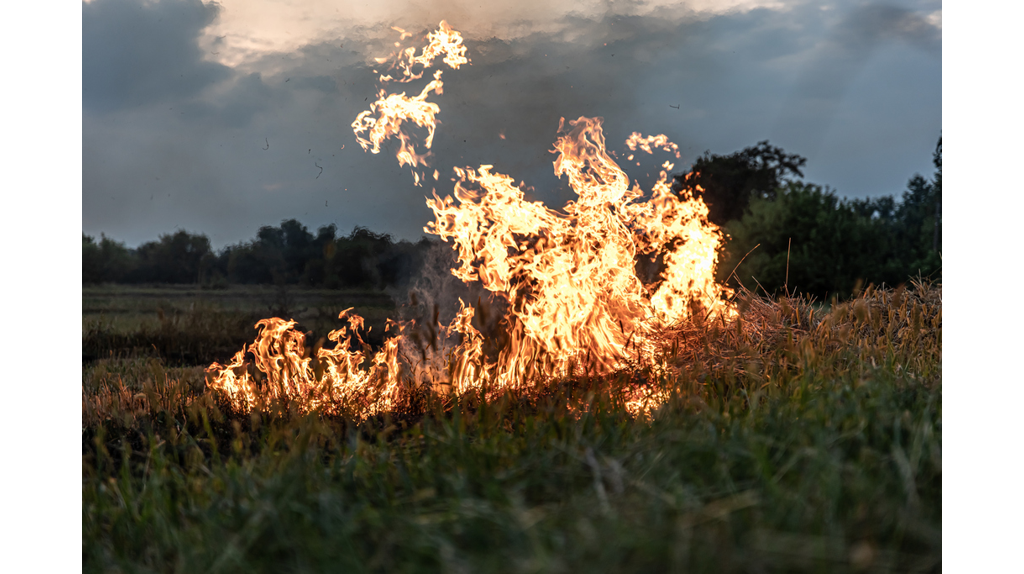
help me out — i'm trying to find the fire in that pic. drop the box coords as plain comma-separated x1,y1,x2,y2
207,22,734,418
351,20,468,185
206,311,406,417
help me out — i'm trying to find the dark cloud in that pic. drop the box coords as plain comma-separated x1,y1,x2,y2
292,75,338,94
83,0,230,113
835,4,941,52
179,72,279,128
773,3,941,150
82,1,941,248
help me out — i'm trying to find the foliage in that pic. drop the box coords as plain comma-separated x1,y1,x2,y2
132,230,214,284
82,221,438,290
82,284,942,573
673,141,807,227
83,234,136,284
719,182,887,298
704,138,941,300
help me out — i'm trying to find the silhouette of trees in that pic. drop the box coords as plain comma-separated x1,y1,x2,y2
672,141,807,227
82,221,436,289
715,138,942,299
131,230,212,284
82,233,134,283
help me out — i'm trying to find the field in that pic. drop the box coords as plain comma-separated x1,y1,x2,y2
82,282,941,573
83,284,398,366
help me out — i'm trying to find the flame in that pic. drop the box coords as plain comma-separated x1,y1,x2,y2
207,21,734,418
351,21,468,185
206,311,406,417
426,116,733,381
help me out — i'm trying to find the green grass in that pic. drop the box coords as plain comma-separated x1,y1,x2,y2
82,284,941,573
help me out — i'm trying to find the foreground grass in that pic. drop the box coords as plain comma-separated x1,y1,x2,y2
83,285,941,573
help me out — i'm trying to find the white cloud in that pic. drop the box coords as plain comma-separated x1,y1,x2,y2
200,0,796,69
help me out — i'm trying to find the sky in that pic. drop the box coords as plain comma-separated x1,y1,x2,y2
82,0,942,248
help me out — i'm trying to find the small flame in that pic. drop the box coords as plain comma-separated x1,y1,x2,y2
351,21,468,185
206,312,406,417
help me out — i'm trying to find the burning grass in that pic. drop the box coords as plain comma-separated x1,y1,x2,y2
82,283,941,572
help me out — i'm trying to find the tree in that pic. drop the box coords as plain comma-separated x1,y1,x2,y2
930,137,941,254
132,230,212,283
894,137,941,279
302,224,338,285
83,233,135,283
672,141,807,227
718,136,942,299
280,219,315,281
329,227,395,288
720,182,888,299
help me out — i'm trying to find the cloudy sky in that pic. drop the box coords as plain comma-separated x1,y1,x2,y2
82,0,941,248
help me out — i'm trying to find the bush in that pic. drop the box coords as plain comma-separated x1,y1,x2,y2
720,173,941,300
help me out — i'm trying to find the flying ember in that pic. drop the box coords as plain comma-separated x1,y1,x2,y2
206,21,735,417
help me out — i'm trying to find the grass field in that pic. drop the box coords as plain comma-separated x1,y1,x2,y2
83,284,398,366
82,282,941,573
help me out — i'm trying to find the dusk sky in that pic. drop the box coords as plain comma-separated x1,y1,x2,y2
82,0,942,248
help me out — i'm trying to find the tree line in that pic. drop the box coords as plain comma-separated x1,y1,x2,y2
675,138,941,299
84,137,941,300
83,223,435,290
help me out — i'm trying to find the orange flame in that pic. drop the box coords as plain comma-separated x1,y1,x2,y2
351,21,468,185
207,21,734,418
426,116,733,382
206,311,406,417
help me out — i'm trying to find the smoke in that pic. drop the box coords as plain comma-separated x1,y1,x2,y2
390,241,510,388
398,242,507,333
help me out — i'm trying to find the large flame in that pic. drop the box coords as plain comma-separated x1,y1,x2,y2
207,22,734,417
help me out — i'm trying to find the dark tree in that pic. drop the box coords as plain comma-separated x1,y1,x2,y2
82,233,135,283
130,230,212,284
719,182,890,298
279,219,316,281
330,227,395,288
718,136,942,299
893,137,941,279
302,224,338,285
226,227,286,284
672,141,807,227
931,137,941,253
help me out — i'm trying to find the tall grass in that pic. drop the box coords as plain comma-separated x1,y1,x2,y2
83,282,941,573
